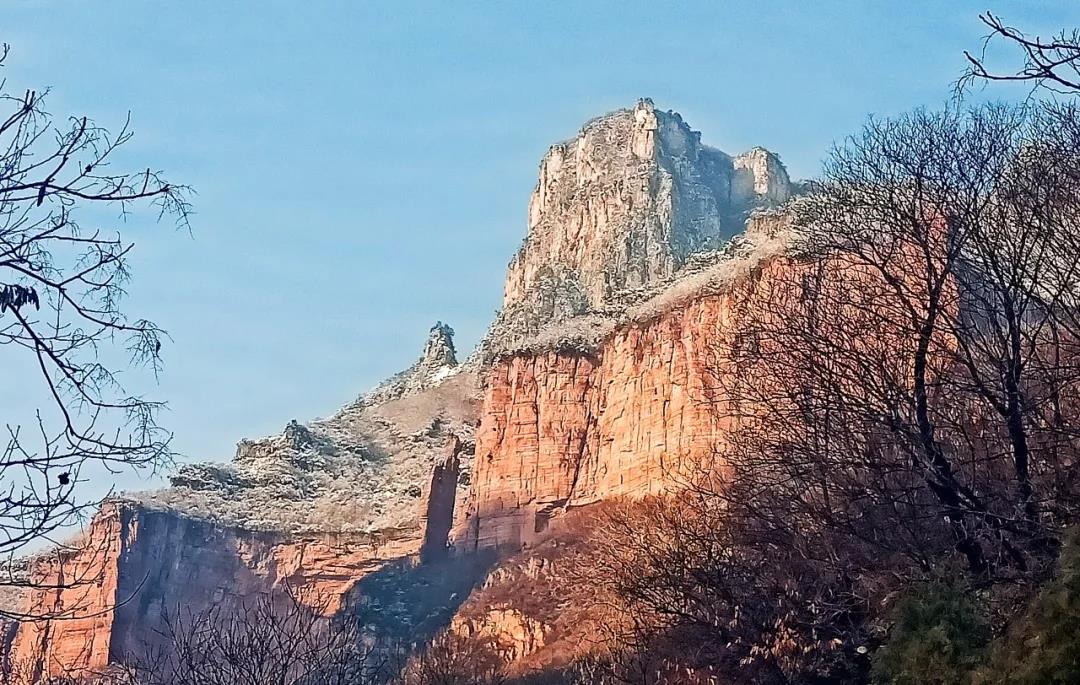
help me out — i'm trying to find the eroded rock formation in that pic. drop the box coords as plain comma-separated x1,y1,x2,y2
7,503,419,679
365,322,465,405
4,326,481,680
490,98,790,353
420,435,468,564
4,100,804,681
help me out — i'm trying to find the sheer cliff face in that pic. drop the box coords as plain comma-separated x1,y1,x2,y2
8,503,420,679
463,100,795,550
6,327,480,681
499,98,790,336
463,265,779,551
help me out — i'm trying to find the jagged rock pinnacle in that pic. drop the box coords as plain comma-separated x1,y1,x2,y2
422,321,458,368
362,321,462,405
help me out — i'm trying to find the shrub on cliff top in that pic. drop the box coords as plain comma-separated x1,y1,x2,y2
872,529,1080,685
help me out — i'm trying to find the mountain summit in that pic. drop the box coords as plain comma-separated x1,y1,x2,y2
500,98,790,333
4,101,797,680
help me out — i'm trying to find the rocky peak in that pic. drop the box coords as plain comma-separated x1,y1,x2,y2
734,147,791,205
283,419,317,451
363,321,461,405
421,321,458,369
490,99,792,351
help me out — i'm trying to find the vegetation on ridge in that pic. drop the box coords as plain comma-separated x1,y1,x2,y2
10,10,1080,685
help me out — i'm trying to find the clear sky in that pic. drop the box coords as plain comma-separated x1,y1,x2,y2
3,1,1076,504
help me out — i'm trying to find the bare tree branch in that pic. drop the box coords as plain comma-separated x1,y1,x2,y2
0,44,191,620
957,12,1080,96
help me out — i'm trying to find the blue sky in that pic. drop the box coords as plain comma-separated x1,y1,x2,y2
2,1,1075,503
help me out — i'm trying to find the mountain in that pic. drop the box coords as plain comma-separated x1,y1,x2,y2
3,99,799,680
486,98,790,356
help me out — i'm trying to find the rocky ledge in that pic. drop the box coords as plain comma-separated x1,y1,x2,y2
131,323,481,536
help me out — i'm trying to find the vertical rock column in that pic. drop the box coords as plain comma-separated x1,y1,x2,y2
421,435,464,563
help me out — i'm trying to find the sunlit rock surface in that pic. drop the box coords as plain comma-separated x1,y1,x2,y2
4,100,804,680
491,98,791,355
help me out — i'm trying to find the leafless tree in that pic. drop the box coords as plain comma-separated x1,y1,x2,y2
771,103,1080,574
676,103,1080,581
116,588,385,685
582,496,870,684
958,12,1080,96
396,630,506,685
578,102,1080,683
0,43,190,618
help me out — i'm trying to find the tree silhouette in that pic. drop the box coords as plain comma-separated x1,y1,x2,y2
0,43,190,619
959,13,1080,95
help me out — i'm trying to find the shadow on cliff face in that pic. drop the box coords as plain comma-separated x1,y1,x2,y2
340,550,498,647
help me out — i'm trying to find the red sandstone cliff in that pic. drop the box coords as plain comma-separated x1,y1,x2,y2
464,296,729,550
7,502,422,680
4,101,802,681
462,244,789,551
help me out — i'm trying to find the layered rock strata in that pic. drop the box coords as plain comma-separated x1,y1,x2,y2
5,100,802,680
5,326,480,680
